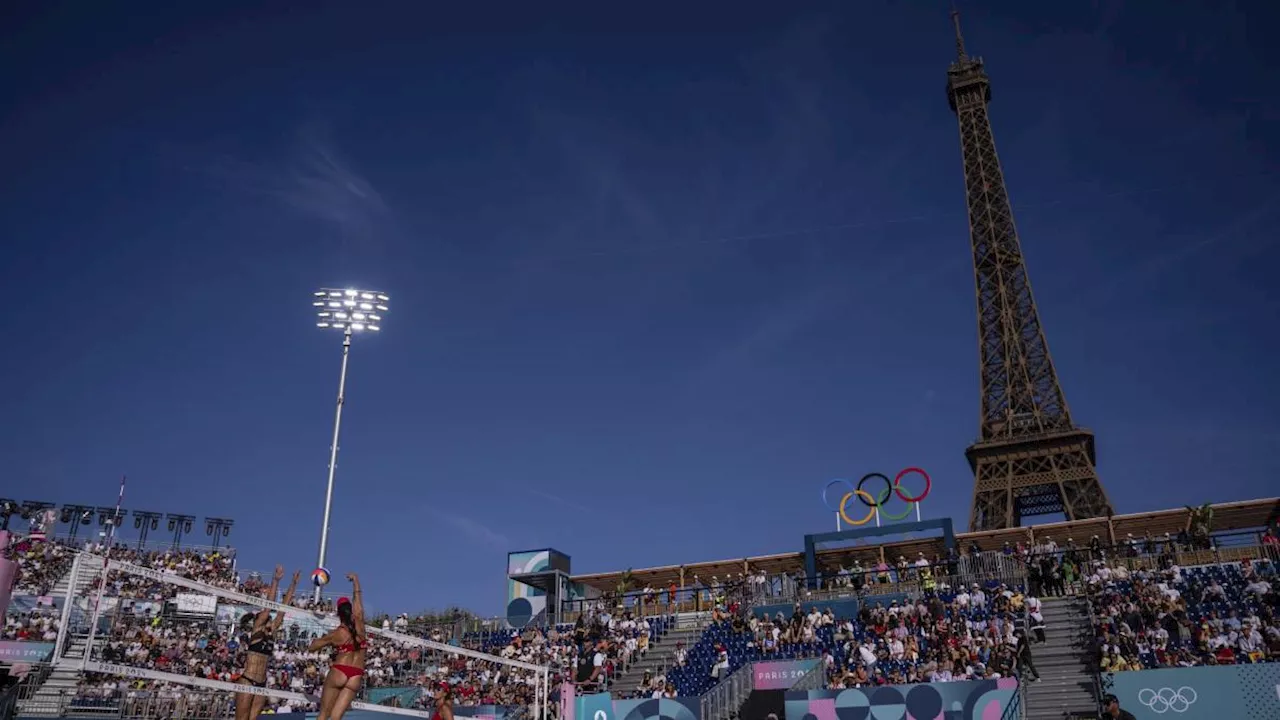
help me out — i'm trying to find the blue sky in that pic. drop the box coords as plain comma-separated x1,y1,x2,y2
2,1,1277,616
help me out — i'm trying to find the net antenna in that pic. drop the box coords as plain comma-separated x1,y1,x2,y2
58,556,552,720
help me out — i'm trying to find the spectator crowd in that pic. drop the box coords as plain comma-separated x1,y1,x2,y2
1088,555,1279,671
662,580,1039,697
4,524,1279,718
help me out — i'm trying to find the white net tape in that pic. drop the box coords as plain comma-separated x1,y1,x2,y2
63,555,549,719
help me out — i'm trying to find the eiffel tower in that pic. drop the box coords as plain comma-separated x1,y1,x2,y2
946,12,1115,531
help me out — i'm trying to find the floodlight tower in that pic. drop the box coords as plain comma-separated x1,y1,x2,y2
132,510,163,549
205,517,234,548
311,288,389,600
166,513,195,548
0,499,19,531
59,504,96,541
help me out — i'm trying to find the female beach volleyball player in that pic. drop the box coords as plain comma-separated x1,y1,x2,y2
309,572,367,720
432,684,455,720
236,566,301,720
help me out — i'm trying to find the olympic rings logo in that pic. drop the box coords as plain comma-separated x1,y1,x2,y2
821,469,931,526
1137,687,1197,714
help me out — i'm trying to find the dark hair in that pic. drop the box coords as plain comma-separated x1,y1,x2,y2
239,613,256,631
337,600,357,638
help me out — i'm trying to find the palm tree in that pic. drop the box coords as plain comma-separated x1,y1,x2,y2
616,568,635,607
1184,503,1214,549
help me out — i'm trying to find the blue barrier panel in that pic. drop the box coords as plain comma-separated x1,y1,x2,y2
570,692,701,720
1105,664,1280,719
613,697,699,720
785,678,1017,720
577,691,616,720
754,595,911,621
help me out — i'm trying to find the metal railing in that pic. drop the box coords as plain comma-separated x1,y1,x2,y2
435,531,1277,637
790,662,826,692
698,662,753,720
999,680,1023,720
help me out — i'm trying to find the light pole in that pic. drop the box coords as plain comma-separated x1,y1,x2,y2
205,517,234,549
166,513,195,549
312,288,388,600
59,504,95,542
132,510,162,549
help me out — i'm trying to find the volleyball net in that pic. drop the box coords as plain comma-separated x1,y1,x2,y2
56,553,550,719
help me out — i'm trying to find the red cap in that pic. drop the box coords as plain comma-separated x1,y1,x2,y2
338,596,351,606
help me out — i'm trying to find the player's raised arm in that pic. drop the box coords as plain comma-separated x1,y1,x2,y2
271,570,301,632
347,572,366,638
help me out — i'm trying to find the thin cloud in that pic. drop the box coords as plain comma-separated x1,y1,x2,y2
434,511,510,550
196,123,392,244
1092,193,1280,306
525,488,595,514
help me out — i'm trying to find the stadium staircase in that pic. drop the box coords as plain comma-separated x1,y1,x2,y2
19,553,103,717
1022,596,1098,720
609,622,706,697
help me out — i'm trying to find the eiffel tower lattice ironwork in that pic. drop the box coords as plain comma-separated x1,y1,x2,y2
946,12,1115,531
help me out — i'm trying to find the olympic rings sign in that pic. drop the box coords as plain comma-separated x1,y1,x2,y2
821,468,931,526
1137,687,1197,714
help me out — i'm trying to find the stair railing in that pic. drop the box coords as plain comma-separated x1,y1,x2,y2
997,680,1023,720
698,661,753,720
789,662,826,692
1083,594,1105,717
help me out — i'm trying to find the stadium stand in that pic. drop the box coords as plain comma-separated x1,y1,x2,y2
1087,545,1279,670
8,538,76,597
1,500,1277,719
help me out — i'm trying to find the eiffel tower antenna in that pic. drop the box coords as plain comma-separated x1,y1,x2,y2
945,12,1115,530
951,4,967,62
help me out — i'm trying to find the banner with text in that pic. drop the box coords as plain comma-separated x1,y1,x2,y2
1105,664,1280,720
753,659,822,690
0,642,55,662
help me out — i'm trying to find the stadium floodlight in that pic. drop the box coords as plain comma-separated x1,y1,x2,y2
165,513,195,548
132,510,163,549
312,288,388,333
59,504,96,540
19,501,55,534
205,517,234,548
310,287,390,600
0,499,17,530
96,506,127,529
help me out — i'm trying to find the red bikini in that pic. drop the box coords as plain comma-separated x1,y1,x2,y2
331,635,367,679
331,596,367,681
332,663,364,680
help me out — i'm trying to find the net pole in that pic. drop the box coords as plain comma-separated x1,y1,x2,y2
532,668,542,720
81,475,126,670
542,666,550,720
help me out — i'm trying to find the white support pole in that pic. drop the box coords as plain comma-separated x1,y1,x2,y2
533,668,542,720
835,511,842,532
53,553,80,661
315,330,352,602
81,555,108,671
542,667,550,720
